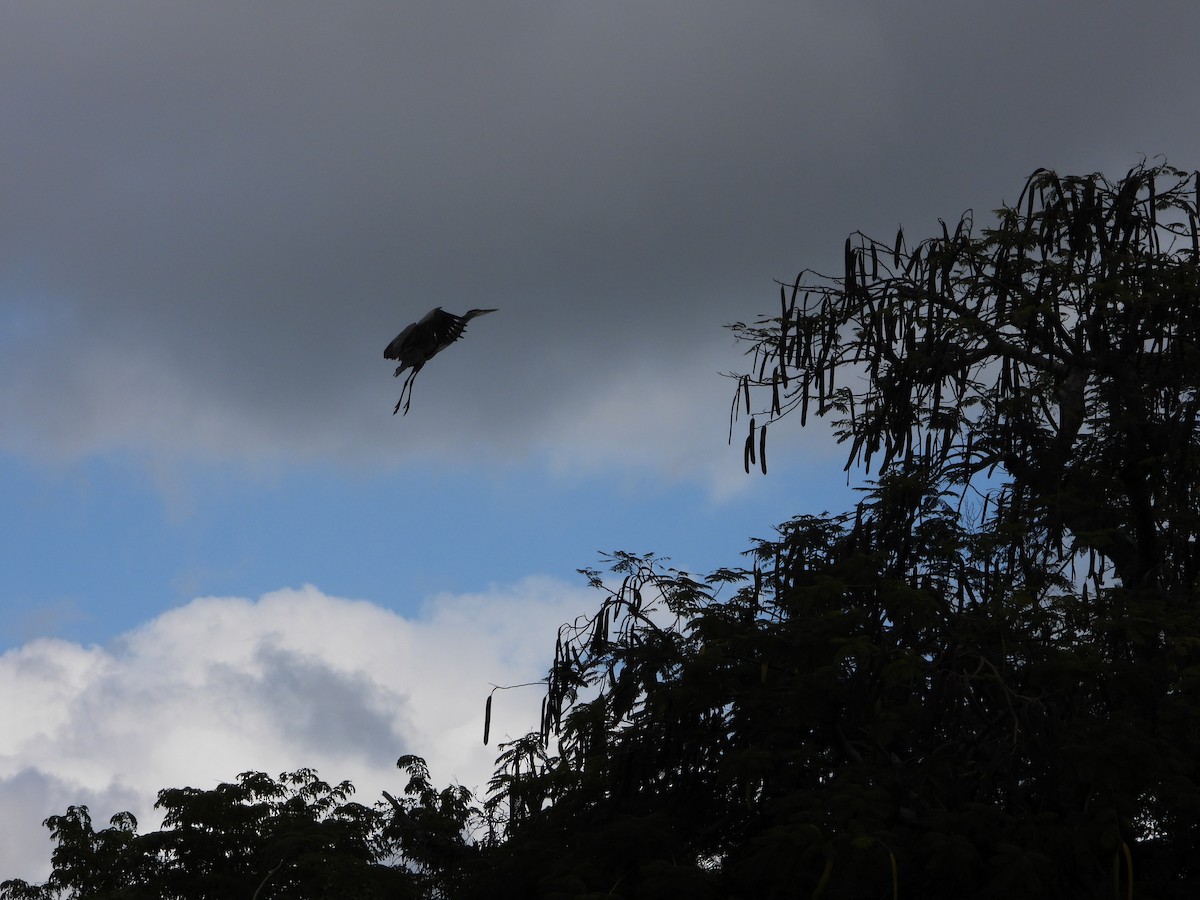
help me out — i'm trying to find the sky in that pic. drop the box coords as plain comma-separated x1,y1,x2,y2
2,0,1199,881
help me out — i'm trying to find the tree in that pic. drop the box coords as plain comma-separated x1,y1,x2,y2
1,762,476,900
732,161,1199,593
468,162,1200,898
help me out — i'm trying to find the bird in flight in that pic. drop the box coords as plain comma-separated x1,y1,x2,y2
385,307,497,415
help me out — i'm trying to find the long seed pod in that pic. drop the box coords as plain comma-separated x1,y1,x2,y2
759,421,768,474
1148,172,1157,228
745,418,757,473
844,237,856,296
483,694,493,745
778,284,789,364
905,244,922,277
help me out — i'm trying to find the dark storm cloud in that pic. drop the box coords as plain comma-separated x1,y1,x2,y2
2,1,1197,469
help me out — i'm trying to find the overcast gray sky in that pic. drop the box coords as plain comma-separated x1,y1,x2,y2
5,1,1195,468
3,0,1199,882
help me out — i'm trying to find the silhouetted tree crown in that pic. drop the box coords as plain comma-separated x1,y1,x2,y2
479,162,1200,898
0,762,479,900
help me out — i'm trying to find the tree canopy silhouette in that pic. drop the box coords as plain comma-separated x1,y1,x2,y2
731,161,1199,593
474,161,1200,898
0,761,479,900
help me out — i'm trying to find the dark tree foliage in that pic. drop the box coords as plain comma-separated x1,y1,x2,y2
732,161,1200,593
468,163,1200,898
383,755,483,898
1,761,478,900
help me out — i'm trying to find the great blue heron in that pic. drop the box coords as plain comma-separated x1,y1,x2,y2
384,307,497,415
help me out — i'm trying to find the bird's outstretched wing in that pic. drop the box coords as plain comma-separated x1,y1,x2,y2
384,322,418,362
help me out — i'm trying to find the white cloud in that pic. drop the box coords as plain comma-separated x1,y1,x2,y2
0,580,594,883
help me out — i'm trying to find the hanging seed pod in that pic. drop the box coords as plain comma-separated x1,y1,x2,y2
591,610,605,652
844,237,856,296
1148,172,1157,228
905,244,922,277
744,418,757,473
845,432,864,471
483,694,493,745
759,422,768,474
778,287,789,365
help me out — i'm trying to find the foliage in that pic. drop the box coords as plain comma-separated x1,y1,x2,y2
469,163,1200,898
1,761,476,900
383,755,482,898
731,161,1200,593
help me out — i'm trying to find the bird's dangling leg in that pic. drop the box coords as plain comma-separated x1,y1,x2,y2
392,370,418,415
